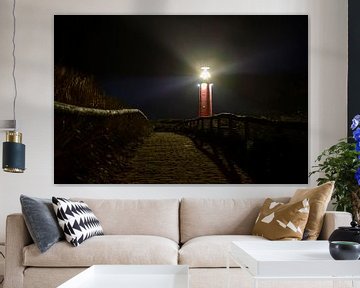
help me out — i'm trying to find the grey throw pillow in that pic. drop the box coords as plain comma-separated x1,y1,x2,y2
20,195,64,253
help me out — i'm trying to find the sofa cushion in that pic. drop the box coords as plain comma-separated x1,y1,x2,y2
72,198,179,243
24,268,86,288
52,197,104,247
179,235,267,268
180,198,289,243
23,235,178,267
289,181,334,240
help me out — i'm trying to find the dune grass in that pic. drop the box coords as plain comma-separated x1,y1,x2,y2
55,66,124,110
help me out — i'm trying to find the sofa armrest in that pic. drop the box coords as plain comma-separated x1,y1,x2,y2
4,213,33,288
318,211,352,240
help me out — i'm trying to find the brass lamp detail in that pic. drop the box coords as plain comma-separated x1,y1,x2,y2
6,130,22,143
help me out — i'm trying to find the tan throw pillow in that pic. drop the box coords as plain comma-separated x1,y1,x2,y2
289,181,334,240
252,198,310,240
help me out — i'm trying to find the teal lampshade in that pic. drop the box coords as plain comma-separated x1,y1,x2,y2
2,131,25,173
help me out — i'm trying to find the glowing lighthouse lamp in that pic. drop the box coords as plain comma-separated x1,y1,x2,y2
198,66,213,117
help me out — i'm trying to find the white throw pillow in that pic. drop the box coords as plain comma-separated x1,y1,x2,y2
52,197,103,246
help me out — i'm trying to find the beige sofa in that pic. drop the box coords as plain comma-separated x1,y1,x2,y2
4,198,352,288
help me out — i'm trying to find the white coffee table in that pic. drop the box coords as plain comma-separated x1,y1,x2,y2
228,241,360,288
57,265,189,288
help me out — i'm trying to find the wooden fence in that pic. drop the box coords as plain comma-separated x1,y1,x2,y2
54,101,151,183
177,113,308,184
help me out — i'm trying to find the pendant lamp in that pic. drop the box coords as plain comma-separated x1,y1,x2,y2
1,0,26,173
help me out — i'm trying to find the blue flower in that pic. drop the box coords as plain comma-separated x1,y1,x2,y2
353,128,360,142
352,115,360,130
356,167,360,186
351,115,360,186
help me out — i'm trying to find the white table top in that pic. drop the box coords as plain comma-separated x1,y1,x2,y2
57,265,189,288
231,240,360,278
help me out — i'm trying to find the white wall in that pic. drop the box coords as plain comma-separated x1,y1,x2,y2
0,0,348,242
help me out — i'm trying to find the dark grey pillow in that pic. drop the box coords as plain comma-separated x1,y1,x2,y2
20,195,64,253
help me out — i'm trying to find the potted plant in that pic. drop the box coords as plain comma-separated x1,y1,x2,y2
310,115,360,222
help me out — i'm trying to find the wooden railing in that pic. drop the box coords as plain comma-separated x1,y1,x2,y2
180,113,307,139
54,101,148,119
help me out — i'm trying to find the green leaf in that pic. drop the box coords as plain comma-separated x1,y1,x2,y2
310,138,359,214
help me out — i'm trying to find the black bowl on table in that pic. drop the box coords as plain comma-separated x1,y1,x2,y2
329,241,360,260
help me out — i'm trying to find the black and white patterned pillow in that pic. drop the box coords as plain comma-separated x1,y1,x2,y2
52,197,104,247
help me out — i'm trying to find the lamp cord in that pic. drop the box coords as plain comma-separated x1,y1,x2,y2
12,0,17,127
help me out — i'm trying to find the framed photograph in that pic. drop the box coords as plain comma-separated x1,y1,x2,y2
54,15,308,184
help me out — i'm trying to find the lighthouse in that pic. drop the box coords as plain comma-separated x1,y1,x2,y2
198,66,213,117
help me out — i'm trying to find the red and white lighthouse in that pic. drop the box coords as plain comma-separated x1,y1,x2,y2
198,66,213,117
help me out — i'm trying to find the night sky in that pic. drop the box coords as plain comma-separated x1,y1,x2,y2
55,15,308,120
